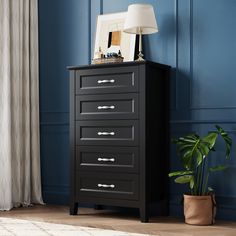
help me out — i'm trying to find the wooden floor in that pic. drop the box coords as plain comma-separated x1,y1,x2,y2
1,205,236,235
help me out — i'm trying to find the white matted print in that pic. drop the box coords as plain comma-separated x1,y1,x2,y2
93,12,136,62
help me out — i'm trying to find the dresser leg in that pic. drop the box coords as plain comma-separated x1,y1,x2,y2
70,202,78,215
140,207,149,223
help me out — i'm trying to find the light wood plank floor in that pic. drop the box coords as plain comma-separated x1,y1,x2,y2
0,205,236,235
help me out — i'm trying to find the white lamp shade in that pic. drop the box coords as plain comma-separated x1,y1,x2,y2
123,4,158,35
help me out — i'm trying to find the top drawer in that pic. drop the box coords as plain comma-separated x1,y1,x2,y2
75,66,139,94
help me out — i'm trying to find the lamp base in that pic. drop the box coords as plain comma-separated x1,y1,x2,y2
135,51,145,61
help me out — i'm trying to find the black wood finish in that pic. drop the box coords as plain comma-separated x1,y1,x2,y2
77,171,139,201
76,93,139,120
69,70,78,215
68,61,170,222
76,120,139,146
75,66,139,95
76,146,139,173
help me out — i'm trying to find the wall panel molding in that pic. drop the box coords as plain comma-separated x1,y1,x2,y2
171,0,178,111
174,0,191,113
43,184,69,190
40,111,69,126
90,0,102,60
40,123,69,127
38,0,236,218
171,120,236,124
188,0,236,110
88,0,92,63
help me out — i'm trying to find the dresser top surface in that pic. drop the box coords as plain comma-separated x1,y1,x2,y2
67,60,171,71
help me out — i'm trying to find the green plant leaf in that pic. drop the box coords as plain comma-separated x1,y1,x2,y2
171,125,233,195
209,165,228,172
215,125,232,159
177,144,193,153
202,132,218,149
174,175,193,184
178,136,197,143
208,187,214,192
168,170,194,177
194,149,203,167
198,142,210,157
181,150,194,170
215,125,225,135
190,176,195,189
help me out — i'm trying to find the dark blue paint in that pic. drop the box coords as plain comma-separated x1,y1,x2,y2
39,0,236,220
38,0,90,204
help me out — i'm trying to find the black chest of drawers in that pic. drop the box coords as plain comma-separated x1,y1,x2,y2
68,61,170,222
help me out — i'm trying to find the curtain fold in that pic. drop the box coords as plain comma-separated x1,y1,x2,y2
0,0,43,210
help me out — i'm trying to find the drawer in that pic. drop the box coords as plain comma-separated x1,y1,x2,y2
76,120,139,146
76,93,139,120
75,66,138,94
76,146,139,173
77,172,139,200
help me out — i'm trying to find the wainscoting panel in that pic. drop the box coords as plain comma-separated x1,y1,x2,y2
39,0,91,205
39,0,236,220
190,0,236,110
40,124,69,204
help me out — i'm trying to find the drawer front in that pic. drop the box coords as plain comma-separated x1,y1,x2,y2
76,146,139,173
76,93,139,120
76,120,139,146
77,172,139,200
76,66,138,94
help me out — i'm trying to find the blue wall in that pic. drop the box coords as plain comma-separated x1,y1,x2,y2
38,0,91,204
39,0,236,220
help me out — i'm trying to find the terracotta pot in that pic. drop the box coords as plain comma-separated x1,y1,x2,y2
183,194,216,225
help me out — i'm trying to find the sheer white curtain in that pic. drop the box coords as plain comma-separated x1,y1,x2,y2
0,0,43,210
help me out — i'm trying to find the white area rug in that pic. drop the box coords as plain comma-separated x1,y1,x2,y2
0,217,151,236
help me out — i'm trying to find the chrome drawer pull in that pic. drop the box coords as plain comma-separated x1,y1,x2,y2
98,158,115,162
97,105,115,110
97,184,115,188
97,132,115,136
97,79,115,84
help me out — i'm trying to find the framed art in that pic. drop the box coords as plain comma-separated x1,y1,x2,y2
93,12,136,62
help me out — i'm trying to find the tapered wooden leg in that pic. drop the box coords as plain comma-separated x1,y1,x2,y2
94,204,103,210
70,202,78,215
140,206,149,223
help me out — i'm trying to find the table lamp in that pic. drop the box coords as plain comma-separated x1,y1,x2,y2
123,4,158,61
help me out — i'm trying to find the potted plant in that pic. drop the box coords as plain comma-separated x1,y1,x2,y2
169,125,232,225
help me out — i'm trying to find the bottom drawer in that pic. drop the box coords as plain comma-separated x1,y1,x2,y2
77,172,139,201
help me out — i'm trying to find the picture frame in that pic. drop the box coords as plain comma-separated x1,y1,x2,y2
93,12,136,62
